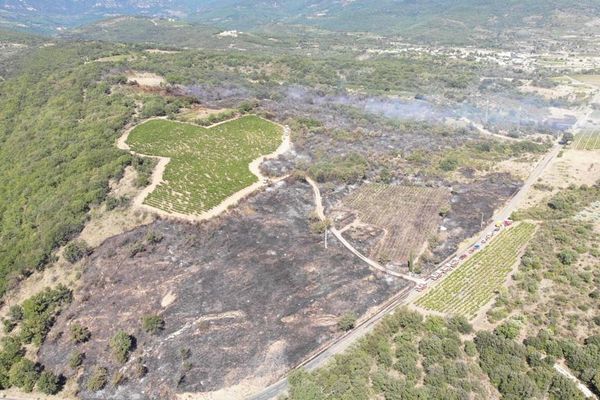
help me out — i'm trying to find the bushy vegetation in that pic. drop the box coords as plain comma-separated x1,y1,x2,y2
0,43,136,296
337,312,357,331
69,323,91,343
475,330,584,399
86,366,108,391
308,153,368,183
286,309,489,400
0,286,71,392
141,315,165,335
513,184,600,221
109,331,134,364
36,370,61,395
8,358,39,392
68,350,84,369
63,240,91,264
20,285,73,346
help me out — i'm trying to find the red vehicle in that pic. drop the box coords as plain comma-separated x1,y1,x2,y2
504,219,513,226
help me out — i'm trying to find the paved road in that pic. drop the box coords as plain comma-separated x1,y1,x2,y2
249,143,563,400
248,286,413,400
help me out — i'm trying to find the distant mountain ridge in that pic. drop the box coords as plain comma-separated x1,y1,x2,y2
2,0,600,41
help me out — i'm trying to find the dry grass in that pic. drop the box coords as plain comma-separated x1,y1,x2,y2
342,184,449,265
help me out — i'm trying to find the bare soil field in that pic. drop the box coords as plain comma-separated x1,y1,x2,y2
337,184,449,266
38,179,407,400
176,106,231,122
520,149,600,209
126,71,166,87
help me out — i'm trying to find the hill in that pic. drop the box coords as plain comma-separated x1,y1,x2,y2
2,0,600,44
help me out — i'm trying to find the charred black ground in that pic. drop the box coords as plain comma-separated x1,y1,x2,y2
39,180,408,399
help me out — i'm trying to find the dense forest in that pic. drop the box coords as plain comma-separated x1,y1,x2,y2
0,42,136,296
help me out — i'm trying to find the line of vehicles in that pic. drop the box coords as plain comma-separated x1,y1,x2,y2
414,219,513,292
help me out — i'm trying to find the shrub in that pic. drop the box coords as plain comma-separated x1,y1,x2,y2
338,312,358,331
86,366,108,391
128,241,146,258
439,156,460,171
20,285,73,346
68,350,84,369
142,315,165,335
70,323,91,343
447,315,473,334
310,219,331,234
495,321,521,340
557,250,577,266
111,371,125,386
464,341,477,357
9,305,23,322
105,196,129,211
37,370,61,394
145,230,164,244
8,358,39,392
308,153,368,183
2,319,16,334
110,331,134,364
63,240,91,263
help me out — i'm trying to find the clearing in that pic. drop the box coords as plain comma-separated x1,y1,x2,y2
126,115,283,216
335,184,449,266
126,71,166,87
415,222,536,319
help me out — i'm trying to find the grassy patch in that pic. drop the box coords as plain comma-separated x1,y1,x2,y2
127,115,282,215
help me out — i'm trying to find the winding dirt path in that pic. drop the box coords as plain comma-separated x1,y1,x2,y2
305,177,424,284
116,116,291,223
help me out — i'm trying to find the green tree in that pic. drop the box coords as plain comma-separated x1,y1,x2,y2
37,370,61,394
338,312,358,331
8,358,39,392
110,331,134,364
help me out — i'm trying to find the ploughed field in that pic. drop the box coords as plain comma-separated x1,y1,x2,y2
127,115,282,215
38,179,407,400
340,184,449,265
416,222,536,319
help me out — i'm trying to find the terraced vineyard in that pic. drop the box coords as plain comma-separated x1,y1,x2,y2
416,222,536,319
573,131,600,150
342,184,449,264
127,115,282,215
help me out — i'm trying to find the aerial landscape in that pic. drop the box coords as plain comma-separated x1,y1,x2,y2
0,1,599,399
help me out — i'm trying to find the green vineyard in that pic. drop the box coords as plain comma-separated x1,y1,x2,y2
416,222,536,319
127,115,282,216
573,131,600,150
